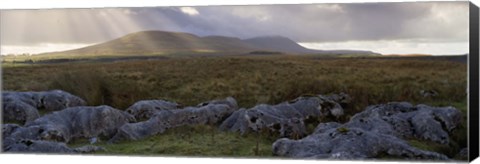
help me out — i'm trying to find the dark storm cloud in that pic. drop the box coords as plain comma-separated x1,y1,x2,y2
0,1,468,46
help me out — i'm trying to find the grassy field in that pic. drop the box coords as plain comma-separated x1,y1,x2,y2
1,55,468,158
69,125,277,157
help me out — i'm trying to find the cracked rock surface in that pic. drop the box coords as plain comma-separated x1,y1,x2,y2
344,102,462,144
108,97,238,143
272,102,462,160
125,100,181,120
2,90,86,124
4,105,135,144
220,93,350,138
272,126,449,160
3,138,104,153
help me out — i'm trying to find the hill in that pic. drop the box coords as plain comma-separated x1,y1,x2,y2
244,36,379,55
244,36,315,53
43,31,259,56
39,30,380,57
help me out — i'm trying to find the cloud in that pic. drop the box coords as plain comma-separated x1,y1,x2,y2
180,7,199,16
1,43,93,55
1,8,144,45
299,40,468,55
0,1,469,53
122,9,137,15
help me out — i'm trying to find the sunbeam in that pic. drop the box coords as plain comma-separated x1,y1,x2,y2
0,2,469,55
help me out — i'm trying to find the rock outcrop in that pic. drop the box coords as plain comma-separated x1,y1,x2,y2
272,126,449,160
2,124,22,139
2,90,86,124
272,102,462,160
108,97,238,143
2,89,463,160
125,100,181,120
5,105,135,144
343,102,462,144
220,93,350,138
3,138,104,153
2,99,40,125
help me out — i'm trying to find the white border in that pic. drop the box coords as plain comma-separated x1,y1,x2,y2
0,0,478,164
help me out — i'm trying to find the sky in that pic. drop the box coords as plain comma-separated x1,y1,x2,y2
0,1,470,55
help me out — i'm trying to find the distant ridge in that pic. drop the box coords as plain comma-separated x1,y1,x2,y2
40,30,381,56
383,54,433,57
244,36,314,53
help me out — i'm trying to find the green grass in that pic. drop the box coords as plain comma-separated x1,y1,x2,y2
407,139,461,159
69,125,275,157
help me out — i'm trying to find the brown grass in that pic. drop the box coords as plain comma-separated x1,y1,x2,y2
2,55,466,115
2,55,468,157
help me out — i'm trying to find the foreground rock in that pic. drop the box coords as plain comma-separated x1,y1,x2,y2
108,97,238,143
3,138,104,153
272,126,449,160
2,90,86,124
454,148,468,160
220,93,350,138
272,102,462,160
343,102,462,144
2,99,40,125
2,124,22,140
4,105,135,144
126,100,181,120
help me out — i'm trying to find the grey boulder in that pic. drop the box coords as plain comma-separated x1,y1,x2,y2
125,99,181,120
3,90,86,111
345,102,462,144
220,93,349,138
4,139,75,153
2,90,86,124
2,124,22,139
219,108,249,134
108,97,238,143
272,126,449,160
272,102,463,160
2,99,40,124
3,139,104,154
6,105,135,143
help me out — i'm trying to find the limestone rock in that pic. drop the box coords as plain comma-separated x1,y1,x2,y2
3,139,104,154
108,97,238,143
220,94,349,138
272,102,462,160
7,105,135,143
272,126,449,160
3,90,86,111
4,139,75,153
219,109,249,133
2,90,86,124
126,100,180,120
2,124,22,139
2,99,40,124
345,102,462,144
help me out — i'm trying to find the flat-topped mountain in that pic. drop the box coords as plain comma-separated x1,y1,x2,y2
40,30,380,56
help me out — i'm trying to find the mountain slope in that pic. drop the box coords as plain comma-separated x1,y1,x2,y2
244,36,314,53
40,30,380,56
244,36,379,55
47,31,259,56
